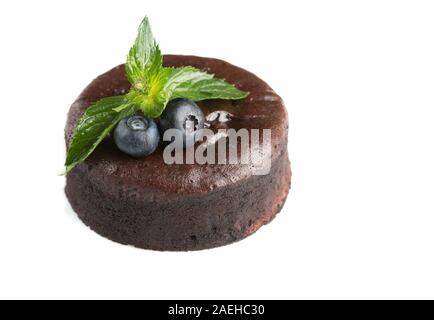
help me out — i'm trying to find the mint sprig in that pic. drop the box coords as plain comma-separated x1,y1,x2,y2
65,16,249,173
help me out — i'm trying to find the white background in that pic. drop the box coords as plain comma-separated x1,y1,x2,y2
0,0,433,300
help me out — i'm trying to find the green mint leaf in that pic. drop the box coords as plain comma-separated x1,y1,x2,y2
125,66,249,118
125,67,172,118
64,96,138,173
125,16,162,88
167,67,249,101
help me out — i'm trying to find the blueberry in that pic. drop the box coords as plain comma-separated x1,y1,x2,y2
114,115,160,157
159,98,205,148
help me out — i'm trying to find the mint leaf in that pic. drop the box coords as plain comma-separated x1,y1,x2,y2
166,67,249,101
64,96,138,173
125,16,162,88
130,66,249,117
124,67,172,118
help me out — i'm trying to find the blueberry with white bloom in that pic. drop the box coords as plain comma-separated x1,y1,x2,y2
114,115,160,157
159,98,205,148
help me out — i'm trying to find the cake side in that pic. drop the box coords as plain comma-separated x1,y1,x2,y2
65,151,290,251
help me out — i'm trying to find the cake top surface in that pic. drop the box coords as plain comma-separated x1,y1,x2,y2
66,55,287,195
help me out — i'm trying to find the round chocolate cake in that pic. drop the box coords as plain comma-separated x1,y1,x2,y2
65,55,291,251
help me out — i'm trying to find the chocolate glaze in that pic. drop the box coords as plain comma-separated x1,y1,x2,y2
66,55,288,196
65,55,291,250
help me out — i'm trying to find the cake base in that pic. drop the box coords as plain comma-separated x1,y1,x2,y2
65,153,290,251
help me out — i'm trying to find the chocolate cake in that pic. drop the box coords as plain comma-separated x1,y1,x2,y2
65,55,291,251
